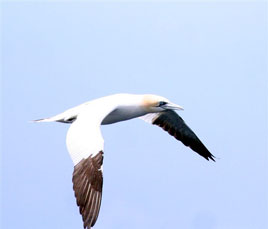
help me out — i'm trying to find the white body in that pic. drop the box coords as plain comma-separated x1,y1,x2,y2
37,94,169,165
66,94,149,164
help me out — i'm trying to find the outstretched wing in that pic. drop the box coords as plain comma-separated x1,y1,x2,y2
72,151,104,229
66,104,116,228
141,110,215,161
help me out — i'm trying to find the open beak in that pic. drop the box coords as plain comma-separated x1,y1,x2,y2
163,103,184,110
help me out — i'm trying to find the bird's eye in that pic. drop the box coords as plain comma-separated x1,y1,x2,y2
158,101,168,107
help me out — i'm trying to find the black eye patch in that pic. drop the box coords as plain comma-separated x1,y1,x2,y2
158,101,168,107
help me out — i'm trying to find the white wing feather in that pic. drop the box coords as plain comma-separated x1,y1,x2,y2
66,100,117,165
139,113,159,124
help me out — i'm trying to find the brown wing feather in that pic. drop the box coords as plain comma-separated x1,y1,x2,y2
152,110,215,161
72,151,104,229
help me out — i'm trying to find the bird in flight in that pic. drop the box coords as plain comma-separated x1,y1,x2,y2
34,93,214,229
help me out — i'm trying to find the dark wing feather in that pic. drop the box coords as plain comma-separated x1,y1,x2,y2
72,151,104,229
152,110,215,161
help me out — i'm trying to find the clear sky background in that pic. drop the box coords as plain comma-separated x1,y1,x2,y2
2,1,267,229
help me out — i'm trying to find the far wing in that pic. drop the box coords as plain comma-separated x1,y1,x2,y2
141,110,215,161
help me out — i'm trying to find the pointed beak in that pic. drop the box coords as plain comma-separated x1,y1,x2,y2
164,103,184,110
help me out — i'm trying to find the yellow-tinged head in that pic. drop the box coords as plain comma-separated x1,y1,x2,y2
141,94,184,113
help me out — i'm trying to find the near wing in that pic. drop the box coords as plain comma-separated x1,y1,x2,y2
72,151,104,229
141,110,215,161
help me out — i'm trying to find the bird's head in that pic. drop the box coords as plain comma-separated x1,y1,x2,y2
141,94,184,113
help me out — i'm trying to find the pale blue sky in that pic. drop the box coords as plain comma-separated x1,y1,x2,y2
2,2,267,229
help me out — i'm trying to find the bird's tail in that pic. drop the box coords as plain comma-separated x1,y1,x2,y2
32,113,77,123
32,117,58,123
31,105,84,123
32,100,93,123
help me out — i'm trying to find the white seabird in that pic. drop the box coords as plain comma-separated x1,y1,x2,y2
34,93,215,229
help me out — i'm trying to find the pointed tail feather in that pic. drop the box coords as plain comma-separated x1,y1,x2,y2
32,117,56,123
32,114,77,123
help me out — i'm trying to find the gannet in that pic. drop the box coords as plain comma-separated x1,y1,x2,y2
34,93,215,229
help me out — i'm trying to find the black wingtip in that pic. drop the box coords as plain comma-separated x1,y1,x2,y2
207,154,216,162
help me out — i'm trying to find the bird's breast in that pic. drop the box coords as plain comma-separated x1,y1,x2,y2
101,106,147,125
